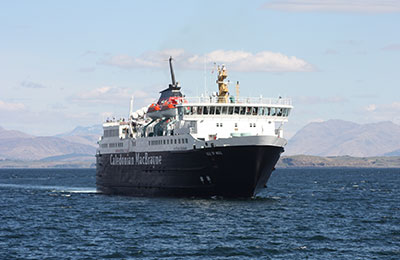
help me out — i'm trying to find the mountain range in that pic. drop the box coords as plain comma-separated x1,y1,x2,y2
1,119,400,163
285,120,400,157
0,125,100,161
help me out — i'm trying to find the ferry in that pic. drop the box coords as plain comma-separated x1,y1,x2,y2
96,57,292,197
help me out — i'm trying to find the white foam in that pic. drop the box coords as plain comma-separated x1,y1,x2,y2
0,183,97,193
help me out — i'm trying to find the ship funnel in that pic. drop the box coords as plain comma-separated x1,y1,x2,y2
169,56,176,87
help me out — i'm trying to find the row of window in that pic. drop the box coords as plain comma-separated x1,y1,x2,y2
149,138,189,146
104,129,119,137
101,142,123,148
216,122,257,128
180,106,290,117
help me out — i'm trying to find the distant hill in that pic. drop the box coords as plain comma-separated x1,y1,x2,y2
384,148,400,156
57,125,102,137
39,153,95,162
285,120,400,157
277,155,400,168
0,126,33,140
56,125,102,148
0,126,96,161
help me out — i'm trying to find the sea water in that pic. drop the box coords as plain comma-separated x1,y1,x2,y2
0,168,399,259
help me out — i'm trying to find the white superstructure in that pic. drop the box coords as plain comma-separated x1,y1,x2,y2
97,61,293,156
176,96,292,141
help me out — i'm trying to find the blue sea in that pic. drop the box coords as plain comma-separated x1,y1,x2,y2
0,168,399,259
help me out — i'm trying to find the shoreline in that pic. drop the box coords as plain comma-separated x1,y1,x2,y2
1,155,400,169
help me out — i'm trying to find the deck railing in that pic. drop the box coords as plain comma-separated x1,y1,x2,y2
180,96,292,106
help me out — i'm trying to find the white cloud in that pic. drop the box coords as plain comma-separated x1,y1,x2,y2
101,49,314,72
20,81,46,89
0,100,25,111
365,104,377,112
362,102,400,124
71,86,155,106
262,0,400,13
382,44,400,51
71,86,132,104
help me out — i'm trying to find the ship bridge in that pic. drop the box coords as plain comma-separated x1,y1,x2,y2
175,96,293,141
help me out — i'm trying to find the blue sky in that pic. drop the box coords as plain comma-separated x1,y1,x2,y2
1,0,400,137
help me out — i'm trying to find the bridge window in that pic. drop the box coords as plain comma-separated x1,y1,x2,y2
203,106,209,115
222,106,227,114
234,107,240,115
228,106,234,115
271,107,276,116
246,107,252,115
240,107,246,115
283,108,289,117
252,107,258,115
276,108,281,116
210,106,215,115
215,106,221,115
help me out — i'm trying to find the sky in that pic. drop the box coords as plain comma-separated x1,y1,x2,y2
1,0,400,138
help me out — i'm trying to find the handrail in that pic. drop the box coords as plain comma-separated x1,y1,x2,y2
177,96,292,106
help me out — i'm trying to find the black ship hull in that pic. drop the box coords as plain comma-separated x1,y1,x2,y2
96,145,283,198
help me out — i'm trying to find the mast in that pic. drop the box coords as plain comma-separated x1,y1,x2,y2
129,96,134,117
217,65,229,103
169,56,176,87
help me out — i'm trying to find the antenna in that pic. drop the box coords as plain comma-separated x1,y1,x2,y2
204,56,207,97
129,96,134,118
236,81,240,99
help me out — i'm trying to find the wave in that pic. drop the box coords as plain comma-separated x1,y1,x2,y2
0,183,97,193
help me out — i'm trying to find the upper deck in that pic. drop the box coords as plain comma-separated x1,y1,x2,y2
178,96,292,107
176,96,292,120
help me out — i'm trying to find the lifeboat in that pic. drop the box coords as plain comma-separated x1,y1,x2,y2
159,97,178,117
147,103,162,119
160,96,188,117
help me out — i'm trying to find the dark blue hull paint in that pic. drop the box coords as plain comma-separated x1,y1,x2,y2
96,145,283,198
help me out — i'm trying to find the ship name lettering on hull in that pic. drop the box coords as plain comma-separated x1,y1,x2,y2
110,153,162,166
